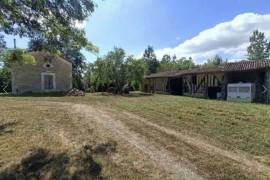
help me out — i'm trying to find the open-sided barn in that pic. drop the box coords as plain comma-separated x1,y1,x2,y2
142,60,270,103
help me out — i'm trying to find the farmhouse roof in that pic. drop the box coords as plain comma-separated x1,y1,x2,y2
144,59,270,79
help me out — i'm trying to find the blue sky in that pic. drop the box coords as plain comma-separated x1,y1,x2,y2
4,0,270,63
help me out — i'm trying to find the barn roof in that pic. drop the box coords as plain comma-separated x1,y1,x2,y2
144,59,270,79
222,59,270,71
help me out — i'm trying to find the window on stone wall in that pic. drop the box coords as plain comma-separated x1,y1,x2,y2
41,73,55,91
44,75,54,90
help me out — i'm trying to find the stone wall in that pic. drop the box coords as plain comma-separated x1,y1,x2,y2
12,51,72,94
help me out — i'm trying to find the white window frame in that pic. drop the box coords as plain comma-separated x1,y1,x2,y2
41,72,56,91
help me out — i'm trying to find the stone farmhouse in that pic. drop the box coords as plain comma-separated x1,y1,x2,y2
11,51,72,95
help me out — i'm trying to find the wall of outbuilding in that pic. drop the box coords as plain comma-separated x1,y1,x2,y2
141,77,168,93
142,68,270,103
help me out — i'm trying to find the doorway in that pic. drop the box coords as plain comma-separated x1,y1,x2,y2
208,87,221,99
170,78,183,95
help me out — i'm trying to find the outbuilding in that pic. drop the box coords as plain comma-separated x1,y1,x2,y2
11,51,72,95
142,60,270,103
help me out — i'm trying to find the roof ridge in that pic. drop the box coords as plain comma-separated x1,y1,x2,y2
145,59,270,79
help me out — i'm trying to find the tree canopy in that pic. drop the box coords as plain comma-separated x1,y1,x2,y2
84,48,146,93
143,46,159,74
0,0,98,56
0,34,6,52
247,30,270,60
203,55,224,68
0,0,95,38
158,54,196,72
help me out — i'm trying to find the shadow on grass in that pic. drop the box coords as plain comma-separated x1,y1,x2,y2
0,142,117,180
0,121,17,136
0,148,102,180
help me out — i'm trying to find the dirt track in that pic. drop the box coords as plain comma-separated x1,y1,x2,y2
37,102,270,179
65,102,269,179
73,103,204,180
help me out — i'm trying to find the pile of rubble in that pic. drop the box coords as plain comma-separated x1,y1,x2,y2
66,88,85,96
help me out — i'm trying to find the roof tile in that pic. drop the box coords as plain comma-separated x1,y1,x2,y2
144,59,270,78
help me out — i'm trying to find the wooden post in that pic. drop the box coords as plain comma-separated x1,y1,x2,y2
265,69,270,103
14,39,16,49
222,73,228,100
205,74,209,98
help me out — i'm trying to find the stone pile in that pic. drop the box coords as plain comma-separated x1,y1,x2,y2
66,88,85,96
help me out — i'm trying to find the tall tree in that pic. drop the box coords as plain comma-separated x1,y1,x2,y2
158,55,196,72
65,48,87,90
176,57,196,70
0,34,6,53
85,58,109,92
0,64,11,93
106,48,127,93
247,30,270,60
203,55,224,67
126,56,146,90
143,46,159,74
159,54,175,72
84,48,147,93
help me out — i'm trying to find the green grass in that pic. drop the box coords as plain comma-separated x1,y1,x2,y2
1,92,270,179
113,94,270,156
2,93,270,156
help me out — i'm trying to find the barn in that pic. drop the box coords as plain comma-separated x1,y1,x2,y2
142,60,270,103
11,51,72,95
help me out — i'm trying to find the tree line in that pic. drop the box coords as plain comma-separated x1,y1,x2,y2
84,29,270,93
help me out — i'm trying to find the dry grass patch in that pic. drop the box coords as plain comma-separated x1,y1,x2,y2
0,98,167,179
1,93,270,179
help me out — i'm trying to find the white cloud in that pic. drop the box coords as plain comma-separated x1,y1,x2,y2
155,13,270,63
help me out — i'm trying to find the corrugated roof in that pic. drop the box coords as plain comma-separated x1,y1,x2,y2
144,59,270,79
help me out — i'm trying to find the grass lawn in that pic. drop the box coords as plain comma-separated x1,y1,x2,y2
0,92,269,179
115,94,270,156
